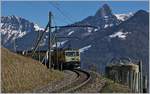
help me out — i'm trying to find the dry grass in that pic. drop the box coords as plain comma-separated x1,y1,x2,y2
1,48,64,93
100,77,132,93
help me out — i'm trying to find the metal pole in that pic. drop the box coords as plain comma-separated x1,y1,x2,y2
38,31,40,62
138,72,140,93
143,75,147,93
57,40,59,69
49,12,52,69
13,35,16,52
127,71,129,86
130,70,133,91
139,61,143,92
129,70,131,89
55,27,59,69
135,72,138,92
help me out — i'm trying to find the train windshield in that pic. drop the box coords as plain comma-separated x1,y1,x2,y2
65,51,79,56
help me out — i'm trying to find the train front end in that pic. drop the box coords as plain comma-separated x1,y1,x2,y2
64,49,80,69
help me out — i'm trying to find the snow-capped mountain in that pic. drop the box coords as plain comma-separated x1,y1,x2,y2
1,4,133,51
1,4,149,76
1,15,44,47
34,24,44,31
55,9,149,75
115,12,133,21
79,4,119,29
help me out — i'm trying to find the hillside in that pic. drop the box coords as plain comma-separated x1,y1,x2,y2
100,77,131,93
1,47,64,93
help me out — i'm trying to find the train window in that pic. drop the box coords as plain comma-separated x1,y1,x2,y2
76,52,79,56
65,52,76,56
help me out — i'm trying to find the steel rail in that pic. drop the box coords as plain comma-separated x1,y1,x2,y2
53,69,91,93
65,69,91,93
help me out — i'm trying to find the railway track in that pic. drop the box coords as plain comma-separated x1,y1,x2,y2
52,69,91,93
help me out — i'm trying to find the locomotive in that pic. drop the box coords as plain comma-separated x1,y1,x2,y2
51,48,80,69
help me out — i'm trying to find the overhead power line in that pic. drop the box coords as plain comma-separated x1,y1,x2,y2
52,2,77,21
50,2,75,24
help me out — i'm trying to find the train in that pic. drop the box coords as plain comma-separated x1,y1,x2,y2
51,48,80,69
16,48,81,70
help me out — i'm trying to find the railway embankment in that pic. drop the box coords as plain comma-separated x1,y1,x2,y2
100,77,132,93
1,47,64,93
68,70,131,93
33,70,78,93
73,71,106,93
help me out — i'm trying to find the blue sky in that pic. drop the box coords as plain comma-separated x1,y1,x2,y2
1,1,149,28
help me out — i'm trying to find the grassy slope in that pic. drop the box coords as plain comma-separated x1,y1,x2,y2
100,77,132,93
1,48,64,93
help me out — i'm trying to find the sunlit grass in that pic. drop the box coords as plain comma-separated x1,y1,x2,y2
1,48,64,93
100,77,131,93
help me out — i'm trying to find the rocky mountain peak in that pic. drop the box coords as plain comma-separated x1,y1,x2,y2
134,10,148,17
95,4,112,17
1,16,35,32
126,10,148,25
1,15,44,47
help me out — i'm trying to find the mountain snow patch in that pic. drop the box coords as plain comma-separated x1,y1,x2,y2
104,16,109,19
109,24,114,27
87,27,93,33
34,24,44,31
79,45,92,53
1,29,26,40
94,28,98,32
0,23,3,27
18,31,26,37
104,24,109,28
53,40,68,48
104,24,114,29
115,12,133,21
68,31,75,36
109,31,129,40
